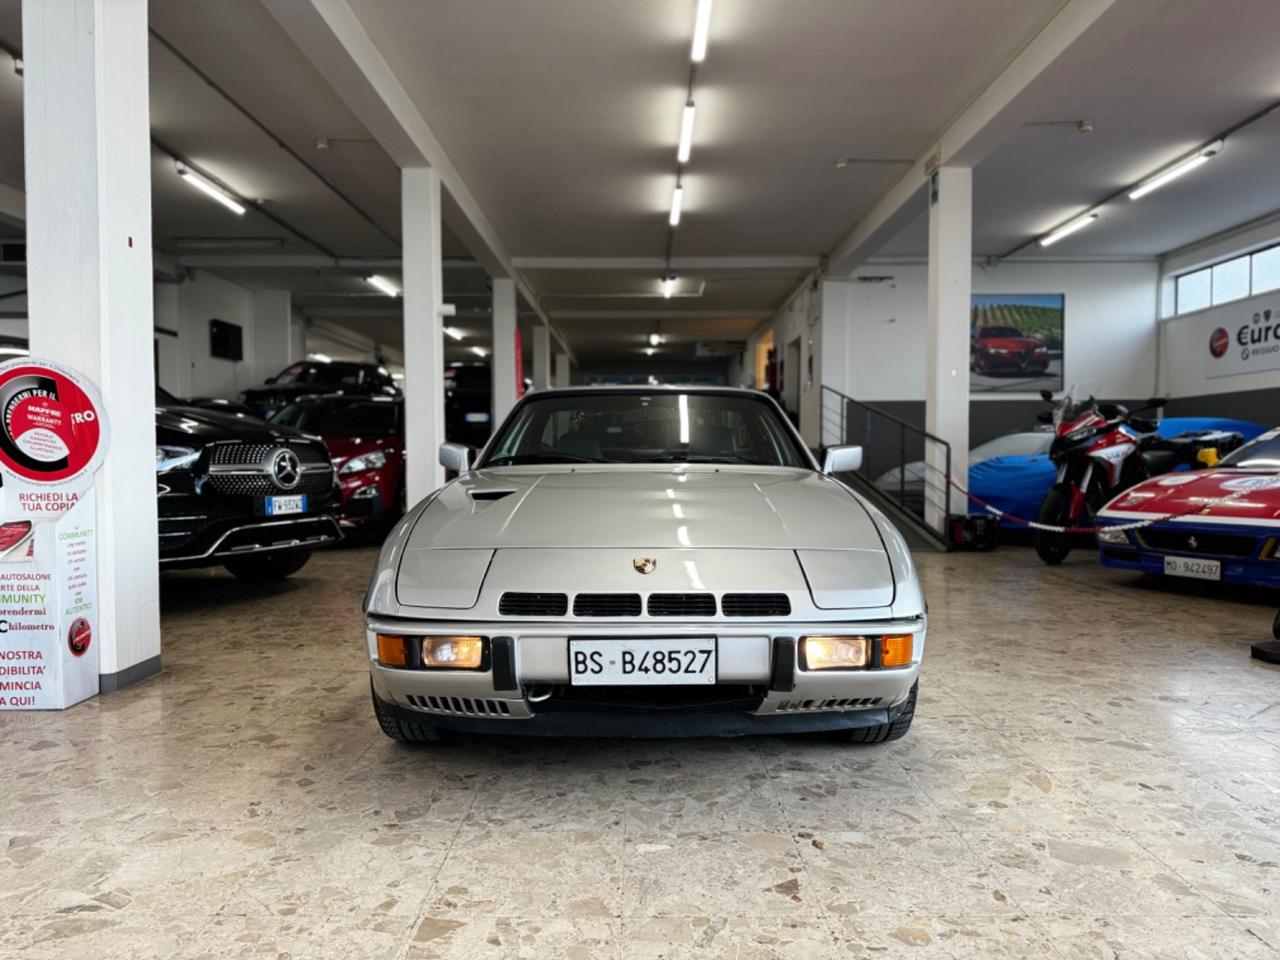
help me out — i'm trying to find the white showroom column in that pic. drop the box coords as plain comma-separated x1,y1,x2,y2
924,166,972,532
554,352,571,388
491,277,517,425
402,167,445,502
531,325,551,390
252,290,294,385
22,0,160,689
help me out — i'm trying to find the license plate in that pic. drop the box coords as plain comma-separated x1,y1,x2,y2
1164,555,1220,581
265,494,307,516
569,638,716,686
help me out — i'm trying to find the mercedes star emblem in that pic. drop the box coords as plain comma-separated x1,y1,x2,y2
271,448,302,490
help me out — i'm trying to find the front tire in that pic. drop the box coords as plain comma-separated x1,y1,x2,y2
223,549,312,581
847,682,917,744
372,686,442,743
1034,484,1073,565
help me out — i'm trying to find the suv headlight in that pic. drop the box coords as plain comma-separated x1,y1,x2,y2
156,445,199,473
340,450,388,475
1096,526,1129,545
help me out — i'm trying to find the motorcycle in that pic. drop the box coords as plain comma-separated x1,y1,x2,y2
1033,389,1166,565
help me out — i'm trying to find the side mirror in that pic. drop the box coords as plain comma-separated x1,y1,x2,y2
823,445,863,475
438,442,472,474
1037,411,1054,425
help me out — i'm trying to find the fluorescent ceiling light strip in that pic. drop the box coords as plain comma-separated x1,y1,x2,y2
367,274,400,297
443,326,464,341
691,0,713,62
669,186,684,227
177,165,246,215
1128,141,1222,200
678,393,690,444
1038,213,1098,248
677,101,696,164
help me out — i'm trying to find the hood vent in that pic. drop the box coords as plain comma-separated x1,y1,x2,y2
647,593,716,617
498,592,568,616
574,593,641,617
722,593,791,617
469,489,517,502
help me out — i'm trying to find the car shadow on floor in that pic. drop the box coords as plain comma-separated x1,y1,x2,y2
158,569,305,612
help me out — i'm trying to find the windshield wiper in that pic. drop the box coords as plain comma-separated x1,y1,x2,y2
649,454,755,464
484,452,610,466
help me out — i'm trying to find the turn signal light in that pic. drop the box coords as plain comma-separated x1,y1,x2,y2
800,636,869,670
421,636,486,670
375,633,409,668
880,634,914,668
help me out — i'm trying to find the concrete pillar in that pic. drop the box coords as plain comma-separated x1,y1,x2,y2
817,280,851,448
22,0,160,689
554,352,571,388
402,167,445,501
491,278,517,425
925,167,972,531
531,326,551,390
252,289,293,385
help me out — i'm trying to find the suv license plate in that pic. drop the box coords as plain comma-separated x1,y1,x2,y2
265,494,308,516
569,638,716,686
1164,556,1220,580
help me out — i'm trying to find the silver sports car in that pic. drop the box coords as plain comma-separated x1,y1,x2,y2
364,386,925,742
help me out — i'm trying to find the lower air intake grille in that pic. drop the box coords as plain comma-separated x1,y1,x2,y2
406,694,511,717
722,593,791,617
775,696,882,712
647,593,716,617
574,593,642,617
499,592,569,616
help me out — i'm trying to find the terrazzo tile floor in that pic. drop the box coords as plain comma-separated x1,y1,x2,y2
2,543,1279,959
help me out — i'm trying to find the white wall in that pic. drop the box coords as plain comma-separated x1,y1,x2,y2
747,277,824,445
171,270,257,399
1160,290,1280,399
825,260,1159,403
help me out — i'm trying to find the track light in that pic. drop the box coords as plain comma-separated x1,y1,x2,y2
366,275,400,297
1128,140,1223,201
649,333,663,347
1038,213,1098,248
677,101,696,164
661,275,677,299
176,164,245,215
669,186,684,227
443,326,464,341
691,0,713,62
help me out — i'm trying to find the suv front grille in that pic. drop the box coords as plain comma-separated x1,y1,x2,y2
206,440,334,497
499,592,569,616
209,442,329,467
646,593,716,617
721,593,791,617
573,593,642,617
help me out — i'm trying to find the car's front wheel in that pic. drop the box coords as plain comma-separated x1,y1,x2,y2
372,686,442,743
847,682,916,744
223,549,312,581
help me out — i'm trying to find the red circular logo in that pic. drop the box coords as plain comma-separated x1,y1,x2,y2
0,361,106,486
67,617,92,657
1208,327,1230,359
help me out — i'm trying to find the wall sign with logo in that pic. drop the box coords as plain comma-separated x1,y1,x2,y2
0,358,108,711
1205,297,1280,379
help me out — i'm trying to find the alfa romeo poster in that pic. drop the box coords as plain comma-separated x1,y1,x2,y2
0,358,107,711
1205,296,1280,379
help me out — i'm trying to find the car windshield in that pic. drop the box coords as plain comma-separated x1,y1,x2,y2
480,391,810,468
977,326,1024,338
272,361,365,386
272,399,400,435
1219,429,1280,469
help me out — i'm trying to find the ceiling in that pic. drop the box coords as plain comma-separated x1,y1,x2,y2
1,0,1278,370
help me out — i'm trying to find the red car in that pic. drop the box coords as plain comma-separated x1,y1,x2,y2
272,395,405,530
970,325,1050,376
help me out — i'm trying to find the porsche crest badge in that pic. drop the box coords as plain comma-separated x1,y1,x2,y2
632,557,657,575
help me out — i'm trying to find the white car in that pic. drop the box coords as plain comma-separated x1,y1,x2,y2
874,430,1054,509
364,387,926,742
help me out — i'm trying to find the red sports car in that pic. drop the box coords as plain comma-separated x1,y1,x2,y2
272,395,405,529
970,325,1050,376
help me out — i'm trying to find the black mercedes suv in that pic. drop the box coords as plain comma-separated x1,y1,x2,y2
156,388,342,579
240,360,399,418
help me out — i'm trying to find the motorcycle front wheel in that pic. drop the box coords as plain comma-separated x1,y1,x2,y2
1034,483,1074,565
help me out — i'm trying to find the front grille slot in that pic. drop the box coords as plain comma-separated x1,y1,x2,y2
722,593,791,617
775,696,883,712
1138,529,1257,558
573,593,641,617
499,592,569,616
407,694,511,717
647,593,716,617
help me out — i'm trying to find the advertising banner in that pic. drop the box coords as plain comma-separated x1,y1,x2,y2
0,358,109,711
1205,296,1280,379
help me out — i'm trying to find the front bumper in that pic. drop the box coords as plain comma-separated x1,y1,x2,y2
1097,521,1280,588
365,618,924,737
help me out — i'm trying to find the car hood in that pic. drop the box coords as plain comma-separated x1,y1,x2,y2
155,403,306,444
1101,469,1280,522
977,336,1042,350
407,466,884,551
324,434,401,464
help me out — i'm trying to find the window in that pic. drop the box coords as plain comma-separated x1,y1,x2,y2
1211,256,1250,305
1252,246,1280,295
1176,269,1211,313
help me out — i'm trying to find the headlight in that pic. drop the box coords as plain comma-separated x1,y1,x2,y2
800,636,869,670
1097,526,1129,545
1034,346,1048,354
340,450,388,475
156,445,199,473
1064,426,1096,443
375,634,487,670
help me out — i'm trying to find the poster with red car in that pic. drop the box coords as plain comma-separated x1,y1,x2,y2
0,359,106,711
